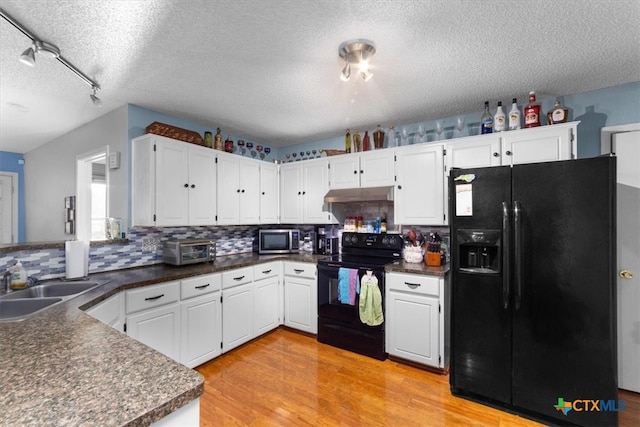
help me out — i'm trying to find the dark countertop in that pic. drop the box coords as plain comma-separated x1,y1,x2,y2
0,251,442,426
385,259,450,276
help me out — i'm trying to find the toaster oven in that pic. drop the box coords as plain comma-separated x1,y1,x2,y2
163,239,216,265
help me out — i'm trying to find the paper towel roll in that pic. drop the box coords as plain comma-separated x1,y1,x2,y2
65,240,88,279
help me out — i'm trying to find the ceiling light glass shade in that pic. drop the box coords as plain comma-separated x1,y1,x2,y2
338,39,376,82
19,47,35,66
361,70,373,82
340,62,351,81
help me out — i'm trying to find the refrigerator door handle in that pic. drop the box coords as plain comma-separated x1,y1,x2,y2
502,201,510,309
514,200,522,311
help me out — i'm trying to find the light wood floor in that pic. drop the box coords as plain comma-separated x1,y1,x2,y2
196,328,639,426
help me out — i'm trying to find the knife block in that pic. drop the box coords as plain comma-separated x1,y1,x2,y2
425,251,441,266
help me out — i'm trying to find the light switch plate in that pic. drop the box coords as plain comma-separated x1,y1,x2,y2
109,151,120,169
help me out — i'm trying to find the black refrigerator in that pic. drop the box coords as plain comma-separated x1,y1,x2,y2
449,157,618,426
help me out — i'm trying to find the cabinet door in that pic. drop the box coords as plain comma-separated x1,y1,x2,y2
259,162,279,224
279,163,303,223
360,150,395,188
216,154,241,224
394,144,445,225
155,139,190,226
127,303,181,361
253,277,280,337
222,283,254,352
329,155,360,189
284,277,317,334
445,135,502,171
239,158,261,224
188,147,217,225
501,123,575,165
386,291,439,367
303,159,331,224
180,293,221,368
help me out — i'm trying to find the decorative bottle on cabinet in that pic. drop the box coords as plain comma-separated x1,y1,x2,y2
547,100,569,124
345,129,352,153
494,102,506,132
353,130,362,152
362,131,371,151
524,91,541,128
480,101,493,134
508,98,521,130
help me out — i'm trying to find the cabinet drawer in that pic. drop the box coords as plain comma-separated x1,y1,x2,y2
126,281,180,314
283,262,316,279
222,266,254,289
254,262,281,281
181,273,221,300
387,273,440,297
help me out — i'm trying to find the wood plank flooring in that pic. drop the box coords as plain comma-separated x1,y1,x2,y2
196,328,639,426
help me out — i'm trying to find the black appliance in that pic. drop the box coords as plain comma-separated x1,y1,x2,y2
449,157,618,426
317,232,403,360
316,235,339,255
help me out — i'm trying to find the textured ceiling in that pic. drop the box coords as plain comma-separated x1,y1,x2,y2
1,0,639,154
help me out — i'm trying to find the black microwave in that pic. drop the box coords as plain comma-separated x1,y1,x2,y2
258,229,300,254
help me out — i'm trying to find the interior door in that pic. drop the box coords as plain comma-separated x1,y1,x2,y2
613,130,640,393
0,173,16,243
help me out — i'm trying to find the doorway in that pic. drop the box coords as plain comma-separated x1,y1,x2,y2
76,147,109,242
0,172,18,244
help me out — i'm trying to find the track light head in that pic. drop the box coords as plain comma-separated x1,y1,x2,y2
90,86,103,107
19,46,35,66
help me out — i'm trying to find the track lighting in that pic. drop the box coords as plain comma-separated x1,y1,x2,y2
338,39,376,82
1,7,103,107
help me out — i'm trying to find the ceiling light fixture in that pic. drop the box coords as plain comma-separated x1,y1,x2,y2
1,7,103,106
338,39,376,82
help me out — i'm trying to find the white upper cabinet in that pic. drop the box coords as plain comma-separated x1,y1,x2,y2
394,144,445,226
217,152,261,225
499,122,577,166
329,150,395,189
132,134,216,227
259,162,279,224
444,134,502,172
280,158,334,224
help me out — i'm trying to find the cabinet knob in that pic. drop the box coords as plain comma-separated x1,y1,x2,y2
493,152,499,157
506,150,512,156
302,191,306,195
298,191,302,195
237,189,241,193
261,191,265,195
241,189,245,193
353,170,357,174
397,185,402,190
191,184,195,188
360,170,364,174
184,184,189,188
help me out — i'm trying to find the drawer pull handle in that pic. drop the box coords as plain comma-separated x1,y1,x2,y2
404,281,421,287
294,269,304,274
262,269,272,274
195,284,210,289
234,275,245,281
145,294,165,301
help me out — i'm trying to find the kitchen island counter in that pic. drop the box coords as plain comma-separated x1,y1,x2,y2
0,252,323,426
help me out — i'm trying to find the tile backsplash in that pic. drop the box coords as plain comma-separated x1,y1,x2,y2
0,225,313,280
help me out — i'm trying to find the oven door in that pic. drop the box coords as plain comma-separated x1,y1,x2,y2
317,262,387,359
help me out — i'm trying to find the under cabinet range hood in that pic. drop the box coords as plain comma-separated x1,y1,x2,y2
324,186,394,203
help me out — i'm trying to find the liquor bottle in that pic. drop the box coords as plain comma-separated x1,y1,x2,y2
345,129,352,153
494,102,506,132
481,101,493,134
353,130,362,152
508,98,521,130
547,100,569,124
524,91,541,128
362,131,370,151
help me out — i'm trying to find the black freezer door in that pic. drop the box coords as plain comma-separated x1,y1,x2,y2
511,157,617,426
449,166,513,404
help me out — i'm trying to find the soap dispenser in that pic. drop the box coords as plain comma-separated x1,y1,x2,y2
11,260,28,290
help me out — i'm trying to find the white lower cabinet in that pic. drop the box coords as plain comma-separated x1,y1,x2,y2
386,272,445,369
222,267,254,352
85,292,125,331
283,262,317,334
253,262,281,336
180,274,222,368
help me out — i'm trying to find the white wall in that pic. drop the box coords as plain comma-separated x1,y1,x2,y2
24,106,128,241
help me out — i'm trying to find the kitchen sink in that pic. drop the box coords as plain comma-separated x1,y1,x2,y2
2,281,101,299
0,298,63,321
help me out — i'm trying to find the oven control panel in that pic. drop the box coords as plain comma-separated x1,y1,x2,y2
342,232,403,250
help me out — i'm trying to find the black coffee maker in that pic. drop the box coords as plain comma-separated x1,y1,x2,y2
314,226,339,255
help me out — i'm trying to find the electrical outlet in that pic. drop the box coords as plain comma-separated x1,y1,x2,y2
142,238,161,252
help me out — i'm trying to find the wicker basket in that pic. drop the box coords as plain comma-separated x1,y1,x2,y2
146,122,204,145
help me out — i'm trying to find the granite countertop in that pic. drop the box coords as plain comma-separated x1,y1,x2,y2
385,259,450,276
0,251,442,426
0,252,323,426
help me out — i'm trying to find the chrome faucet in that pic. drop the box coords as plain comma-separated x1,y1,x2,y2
2,270,12,294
